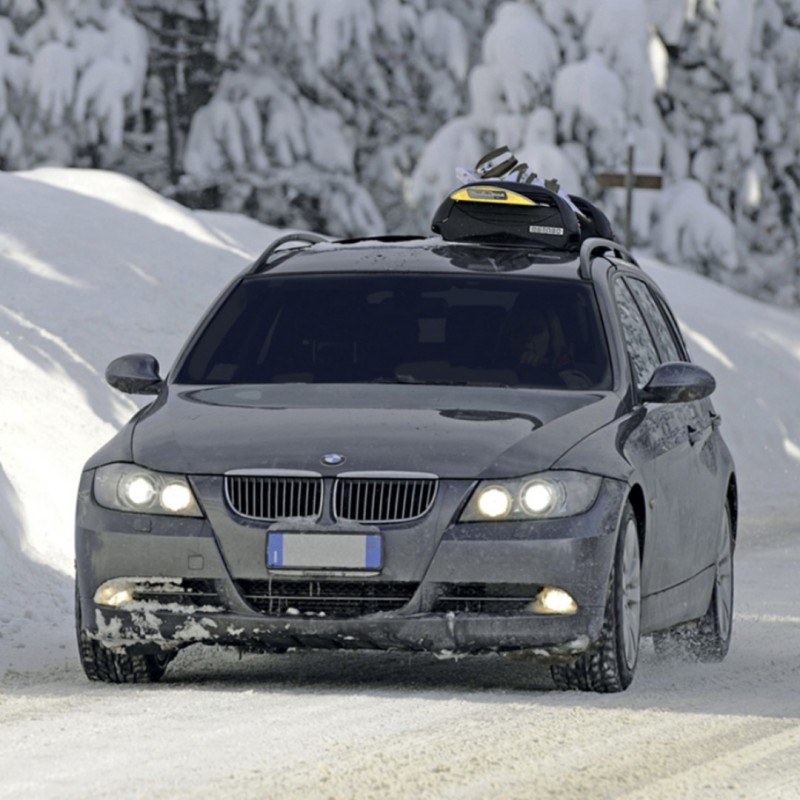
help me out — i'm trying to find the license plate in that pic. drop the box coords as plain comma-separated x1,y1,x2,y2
267,532,382,570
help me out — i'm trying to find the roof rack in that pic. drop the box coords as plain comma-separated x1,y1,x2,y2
569,195,615,240
430,182,620,255
250,232,330,273
579,237,639,280
432,181,583,250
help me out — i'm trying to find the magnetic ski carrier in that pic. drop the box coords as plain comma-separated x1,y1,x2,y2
431,181,615,251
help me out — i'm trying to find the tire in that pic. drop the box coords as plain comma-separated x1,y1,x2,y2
551,501,641,693
653,502,734,662
75,584,172,684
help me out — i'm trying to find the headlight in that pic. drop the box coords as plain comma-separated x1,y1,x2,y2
475,486,513,519
460,471,601,521
94,463,203,517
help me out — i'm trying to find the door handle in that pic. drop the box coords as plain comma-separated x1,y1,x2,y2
688,424,706,446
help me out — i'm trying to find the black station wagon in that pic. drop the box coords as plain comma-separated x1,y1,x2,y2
75,181,736,692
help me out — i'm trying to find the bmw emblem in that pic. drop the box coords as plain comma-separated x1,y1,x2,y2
321,453,346,466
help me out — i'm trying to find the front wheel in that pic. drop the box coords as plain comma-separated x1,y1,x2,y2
75,584,173,683
552,501,641,693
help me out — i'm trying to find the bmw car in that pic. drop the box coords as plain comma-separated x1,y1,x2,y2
75,181,736,691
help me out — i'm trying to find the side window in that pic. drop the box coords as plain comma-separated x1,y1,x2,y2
655,296,690,360
627,280,683,362
613,280,660,387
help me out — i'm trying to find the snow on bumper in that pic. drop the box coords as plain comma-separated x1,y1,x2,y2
88,602,599,660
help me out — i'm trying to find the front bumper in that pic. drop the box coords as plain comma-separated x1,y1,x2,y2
88,603,600,660
75,473,627,659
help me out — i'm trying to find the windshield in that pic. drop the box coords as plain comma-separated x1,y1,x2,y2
176,273,612,390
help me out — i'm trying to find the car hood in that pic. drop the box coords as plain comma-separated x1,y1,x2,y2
130,384,621,479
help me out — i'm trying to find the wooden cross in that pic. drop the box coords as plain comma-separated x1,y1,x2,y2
595,144,662,249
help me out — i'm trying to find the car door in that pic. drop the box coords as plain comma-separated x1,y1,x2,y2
627,278,724,573
612,276,696,596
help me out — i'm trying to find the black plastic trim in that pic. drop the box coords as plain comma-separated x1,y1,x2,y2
579,237,640,280
250,232,330,274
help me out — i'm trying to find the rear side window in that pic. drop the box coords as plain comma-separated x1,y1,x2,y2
613,279,660,387
176,273,612,390
626,279,684,362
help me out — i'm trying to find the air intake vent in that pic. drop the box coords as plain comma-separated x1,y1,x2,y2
225,474,322,520
238,579,419,617
432,583,541,615
334,476,437,523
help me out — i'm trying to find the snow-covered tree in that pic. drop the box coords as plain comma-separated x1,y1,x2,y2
653,0,800,301
125,0,218,186
0,7,26,168
0,0,148,168
1,0,799,301
410,0,664,238
179,0,498,236
412,0,800,302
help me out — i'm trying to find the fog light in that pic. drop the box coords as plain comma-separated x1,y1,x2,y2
530,586,578,615
94,580,135,608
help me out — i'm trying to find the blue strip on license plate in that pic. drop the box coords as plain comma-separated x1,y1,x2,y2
267,532,382,570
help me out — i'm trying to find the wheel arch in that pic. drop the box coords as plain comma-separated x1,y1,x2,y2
626,482,647,561
726,473,738,545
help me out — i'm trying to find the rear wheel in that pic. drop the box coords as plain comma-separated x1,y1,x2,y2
653,502,733,662
75,584,173,683
551,502,641,692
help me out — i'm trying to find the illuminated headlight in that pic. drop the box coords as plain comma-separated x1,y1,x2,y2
460,471,601,521
476,486,513,519
521,480,563,515
94,463,202,516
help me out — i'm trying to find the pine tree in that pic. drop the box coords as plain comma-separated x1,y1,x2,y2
1,0,797,301
410,1,655,233
656,0,800,301
124,0,218,189
179,0,499,237
413,0,800,300
0,0,148,169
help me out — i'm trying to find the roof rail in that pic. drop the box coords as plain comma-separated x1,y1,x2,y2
578,237,639,280
251,232,330,273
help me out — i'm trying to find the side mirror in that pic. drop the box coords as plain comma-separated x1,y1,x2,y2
639,361,715,404
105,353,164,395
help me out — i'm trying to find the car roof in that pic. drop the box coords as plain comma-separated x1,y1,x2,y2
250,237,581,280
243,234,642,285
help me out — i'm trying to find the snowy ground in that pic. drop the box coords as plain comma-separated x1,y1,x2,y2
1,169,800,797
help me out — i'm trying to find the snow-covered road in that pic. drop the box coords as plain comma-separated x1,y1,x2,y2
2,519,799,799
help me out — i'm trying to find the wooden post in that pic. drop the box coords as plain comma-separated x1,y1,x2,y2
595,148,662,249
625,143,634,251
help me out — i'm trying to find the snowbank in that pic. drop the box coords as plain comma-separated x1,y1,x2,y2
0,168,258,674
